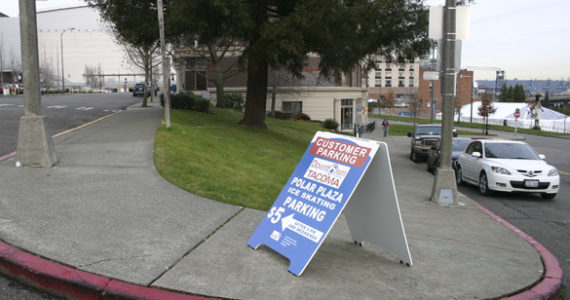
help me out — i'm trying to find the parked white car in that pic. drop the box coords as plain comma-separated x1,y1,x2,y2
455,140,559,199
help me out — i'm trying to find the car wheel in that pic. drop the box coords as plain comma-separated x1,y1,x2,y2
411,150,418,163
456,166,463,186
479,172,491,195
541,193,557,200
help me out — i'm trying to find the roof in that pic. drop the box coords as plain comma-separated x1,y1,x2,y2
458,101,567,120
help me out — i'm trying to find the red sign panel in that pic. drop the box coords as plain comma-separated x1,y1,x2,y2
309,137,371,168
514,111,520,118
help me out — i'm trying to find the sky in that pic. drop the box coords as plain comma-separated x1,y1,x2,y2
3,0,570,81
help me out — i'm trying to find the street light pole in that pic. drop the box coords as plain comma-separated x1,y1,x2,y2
431,0,457,205
60,27,75,94
16,0,57,167
157,0,171,128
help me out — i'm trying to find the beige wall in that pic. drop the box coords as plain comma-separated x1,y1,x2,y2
208,87,367,131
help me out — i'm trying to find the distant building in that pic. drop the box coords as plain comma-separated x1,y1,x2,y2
366,55,420,107
1,5,151,91
174,49,368,131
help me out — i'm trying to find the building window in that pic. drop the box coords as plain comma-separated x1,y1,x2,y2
399,66,405,71
409,79,415,87
399,80,405,87
375,71,382,79
185,70,207,91
385,80,392,87
385,67,392,71
409,72,415,79
375,79,382,87
385,71,392,77
399,72,405,79
282,101,302,113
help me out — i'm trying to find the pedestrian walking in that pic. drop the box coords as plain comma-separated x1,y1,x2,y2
382,118,389,137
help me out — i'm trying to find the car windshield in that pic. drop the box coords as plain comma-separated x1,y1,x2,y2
452,139,471,151
417,126,441,135
484,143,540,160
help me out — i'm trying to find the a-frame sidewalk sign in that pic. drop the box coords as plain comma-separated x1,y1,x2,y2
248,131,412,276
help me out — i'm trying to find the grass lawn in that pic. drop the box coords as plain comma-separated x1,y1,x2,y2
154,108,323,210
370,113,569,138
154,108,489,210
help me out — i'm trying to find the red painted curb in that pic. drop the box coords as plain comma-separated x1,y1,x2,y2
0,151,16,162
0,240,211,300
475,203,563,300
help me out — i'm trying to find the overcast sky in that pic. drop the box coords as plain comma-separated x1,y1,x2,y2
3,0,570,81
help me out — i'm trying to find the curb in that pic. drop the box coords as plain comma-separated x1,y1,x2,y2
475,203,563,299
0,240,212,300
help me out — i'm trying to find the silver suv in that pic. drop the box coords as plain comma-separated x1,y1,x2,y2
407,124,456,162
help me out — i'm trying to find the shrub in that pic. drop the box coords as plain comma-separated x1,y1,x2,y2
194,98,210,112
273,111,289,120
225,93,244,110
322,119,339,131
160,93,210,112
292,112,311,121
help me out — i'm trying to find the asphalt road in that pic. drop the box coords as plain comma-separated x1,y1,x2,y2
417,131,570,291
0,92,143,298
457,134,570,291
0,276,62,300
0,93,144,157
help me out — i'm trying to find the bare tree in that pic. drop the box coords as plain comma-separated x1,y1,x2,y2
171,38,244,108
123,42,161,106
478,92,497,135
409,93,423,128
83,65,104,89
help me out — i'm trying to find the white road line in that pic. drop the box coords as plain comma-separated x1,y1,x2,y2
47,105,68,109
76,107,94,111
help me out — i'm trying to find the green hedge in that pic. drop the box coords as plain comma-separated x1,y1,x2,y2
160,93,210,112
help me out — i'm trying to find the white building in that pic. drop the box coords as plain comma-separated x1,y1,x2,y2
366,55,420,106
35,5,144,90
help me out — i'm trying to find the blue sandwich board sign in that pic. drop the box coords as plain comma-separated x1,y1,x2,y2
248,131,411,276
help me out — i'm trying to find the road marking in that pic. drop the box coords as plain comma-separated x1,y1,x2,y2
0,104,15,107
76,107,94,111
52,112,120,138
47,105,68,109
559,170,570,176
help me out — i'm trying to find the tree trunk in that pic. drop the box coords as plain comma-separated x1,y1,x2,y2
215,80,225,108
240,54,268,128
214,68,225,108
240,0,268,128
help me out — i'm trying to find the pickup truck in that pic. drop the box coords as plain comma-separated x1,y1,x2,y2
407,124,457,162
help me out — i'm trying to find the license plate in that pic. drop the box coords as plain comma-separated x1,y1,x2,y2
524,180,539,188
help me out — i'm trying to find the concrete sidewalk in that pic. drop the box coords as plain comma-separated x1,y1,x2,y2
0,106,562,299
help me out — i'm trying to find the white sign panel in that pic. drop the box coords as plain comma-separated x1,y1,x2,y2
248,132,412,275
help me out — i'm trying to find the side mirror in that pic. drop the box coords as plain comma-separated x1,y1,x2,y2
471,151,482,158
407,132,412,137
538,154,546,160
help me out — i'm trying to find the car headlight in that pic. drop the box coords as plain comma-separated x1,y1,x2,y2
548,168,559,176
491,166,511,175
415,140,422,146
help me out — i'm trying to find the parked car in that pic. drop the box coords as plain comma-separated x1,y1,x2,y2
407,124,457,162
455,140,559,199
426,137,472,174
132,83,148,97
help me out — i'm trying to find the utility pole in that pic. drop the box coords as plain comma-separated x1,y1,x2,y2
431,0,457,205
16,0,57,167
157,0,171,128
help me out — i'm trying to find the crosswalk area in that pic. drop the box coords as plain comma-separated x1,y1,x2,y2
0,103,122,114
